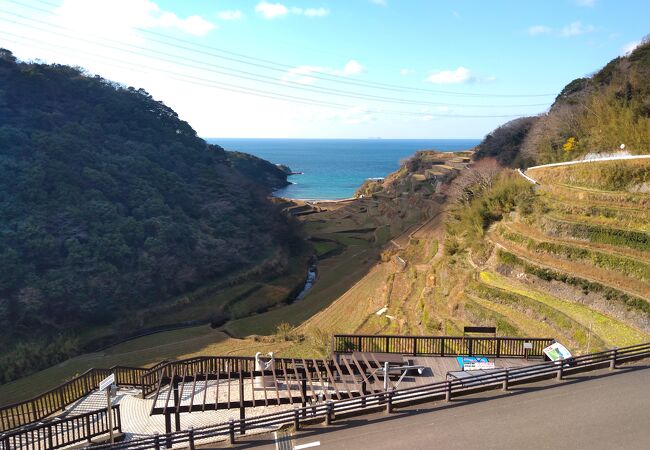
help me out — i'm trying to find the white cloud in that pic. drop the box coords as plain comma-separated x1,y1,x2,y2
257,3,329,19
218,10,243,20
53,0,216,37
622,40,640,55
343,59,364,75
291,7,330,17
255,2,289,19
426,67,473,84
528,21,595,38
282,65,325,85
561,21,594,37
528,25,552,36
575,0,596,7
303,8,330,17
400,68,414,76
282,59,365,85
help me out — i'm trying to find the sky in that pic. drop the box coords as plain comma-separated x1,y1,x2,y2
0,0,648,139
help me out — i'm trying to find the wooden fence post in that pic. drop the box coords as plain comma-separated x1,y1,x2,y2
172,378,181,432
188,427,195,450
502,369,509,392
30,400,37,423
116,404,122,433
239,369,245,435
325,401,333,426
412,337,417,356
610,348,618,370
294,407,300,431
229,419,235,445
57,388,65,412
153,432,161,450
47,423,54,449
86,413,92,442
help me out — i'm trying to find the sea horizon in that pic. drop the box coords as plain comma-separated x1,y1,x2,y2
206,138,480,200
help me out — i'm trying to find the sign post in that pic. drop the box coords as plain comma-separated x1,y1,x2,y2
99,374,116,444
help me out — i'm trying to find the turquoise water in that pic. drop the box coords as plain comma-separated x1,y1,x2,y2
207,138,480,200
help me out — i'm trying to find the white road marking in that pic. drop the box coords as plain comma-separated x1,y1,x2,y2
295,441,321,449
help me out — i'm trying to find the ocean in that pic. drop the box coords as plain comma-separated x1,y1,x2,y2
206,138,480,200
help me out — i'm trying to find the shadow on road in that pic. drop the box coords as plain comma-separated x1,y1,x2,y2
199,363,649,448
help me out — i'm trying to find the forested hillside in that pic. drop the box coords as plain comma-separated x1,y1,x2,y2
0,49,296,382
475,38,650,166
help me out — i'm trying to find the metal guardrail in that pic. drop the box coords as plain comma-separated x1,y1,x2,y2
331,334,554,358
86,342,650,450
0,405,121,450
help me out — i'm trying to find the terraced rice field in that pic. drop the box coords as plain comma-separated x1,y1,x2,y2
465,160,650,352
287,159,650,357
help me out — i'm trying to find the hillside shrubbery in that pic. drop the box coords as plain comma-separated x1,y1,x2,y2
475,38,650,166
446,171,536,255
473,117,539,167
0,50,296,383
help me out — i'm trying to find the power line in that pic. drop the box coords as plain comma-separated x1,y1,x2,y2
13,0,556,99
0,13,552,110
0,32,531,119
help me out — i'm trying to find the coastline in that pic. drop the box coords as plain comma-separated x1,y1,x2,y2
290,197,358,204
276,148,474,204
215,138,480,201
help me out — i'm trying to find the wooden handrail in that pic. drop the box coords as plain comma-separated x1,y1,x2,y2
1,405,121,450
87,341,650,450
331,334,555,358
0,366,141,433
2,334,641,443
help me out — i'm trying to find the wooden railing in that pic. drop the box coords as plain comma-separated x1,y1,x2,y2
331,334,554,358
86,342,650,450
140,356,256,397
0,405,120,450
0,366,144,433
0,335,553,433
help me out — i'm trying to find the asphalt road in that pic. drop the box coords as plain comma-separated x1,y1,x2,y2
213,363,650,450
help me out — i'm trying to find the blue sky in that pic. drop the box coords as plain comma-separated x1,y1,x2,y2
1,0,648,138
